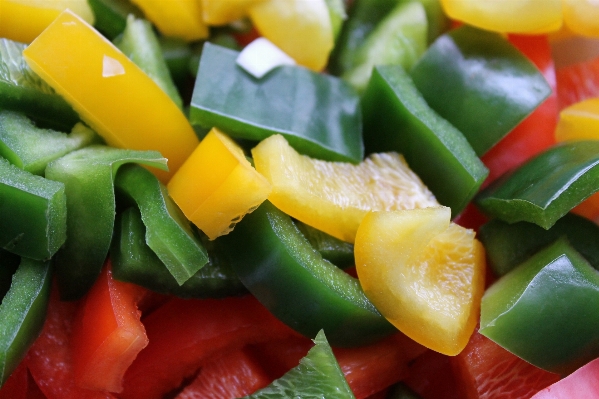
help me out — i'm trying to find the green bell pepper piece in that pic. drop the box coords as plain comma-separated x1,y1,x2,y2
190,43,364,163
111,207,247,298
479,213,599,277
341,1,427,93
0,111,98,175
242,330,355,399
115,16,183,109
480,238,599,375
361,64,488,216
0,250,20,300
114,164,208,284
0,257,52,387
45,145,167,300
295,221,354,269
410,25,552,156
218,201,396,347
88,0,143,39
0,158,66,260
476,140,599,229
159,36,193,88
0,39,79,132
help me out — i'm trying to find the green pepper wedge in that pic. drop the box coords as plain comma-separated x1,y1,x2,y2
479,213,599,277
45,145,167,300
218,201,396,348
361,64,488,216
480,238,599,375
111,207,247,298
114,164,208,284
190,43,364,163
88,0,142,39
476,140,599,229
0,158,66,260
410,25,552,156
0,257,52,387
295,221,354,269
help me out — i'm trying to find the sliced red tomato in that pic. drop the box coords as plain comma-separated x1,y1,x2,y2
530,357,599,399
71,262,148,393
451,330,560,399
25,286,116,399
175,348,271,399
403,350,464,399
556,55,599,110
120,295,299,399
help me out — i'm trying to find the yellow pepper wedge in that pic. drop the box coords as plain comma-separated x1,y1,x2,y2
23,10,199,182
0,0,94,44
167,128,271,240
556,98,599,142
129,0,208,41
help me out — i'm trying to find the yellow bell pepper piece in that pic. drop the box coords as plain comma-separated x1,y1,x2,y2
201,0,263,26
23,10,199,182
167,128,271,240
563,0,599,38
354,207,486,356
129,0,208,41
555,97,599,142
0,0,94,43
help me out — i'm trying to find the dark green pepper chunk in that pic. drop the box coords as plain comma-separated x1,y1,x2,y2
159,36,192,88
476,140,599,230
295,221,354,269
190,43,364,163
0,257,52,387
0,39,79,132
480,238,599,375
0,158,66,260
45,145,167,300
88,0,142,39
479,213,599,277
410,25,552,156
114,164,208,284
242,330,355,399
218,201,396,348
362,64,488,216
111,207,247,299
0,111,98,175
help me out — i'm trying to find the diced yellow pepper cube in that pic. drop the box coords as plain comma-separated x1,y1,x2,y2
23,10,199,182
0,0,94,43
167,128,272,240
130,0,208,41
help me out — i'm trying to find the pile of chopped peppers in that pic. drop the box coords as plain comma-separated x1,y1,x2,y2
1,1,599,398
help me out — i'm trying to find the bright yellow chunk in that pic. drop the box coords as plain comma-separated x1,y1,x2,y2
167,128,271,240
555,98,599,142
0,0,94,43
440,0,562,34
247,0,334,71
130,0,208,41
23,10,199,182
354,207,486,356
251,134,438,243
563,0,599,38
201,0,263,26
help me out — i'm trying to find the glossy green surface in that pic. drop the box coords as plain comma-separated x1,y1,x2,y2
481,239,599,375
190,43,364,163
362,64,488,216
45,145,167,300
0,258,52,387
243,330,355,399
219,201,396,348
0,158,66,260
479,213,599,277
476,141,599,229
411,25,552,156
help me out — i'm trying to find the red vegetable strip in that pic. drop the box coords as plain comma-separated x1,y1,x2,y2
71,262,148,393
120,295,300,399
0,360,27,399
403,350,463,399
530,357,599,399
556,55,599,110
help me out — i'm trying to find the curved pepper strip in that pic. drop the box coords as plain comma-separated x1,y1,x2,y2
45,145,167,300
0,257,52,387
114,164,208,284
480,238,599,375
479,213,599,277
0,158,66,260
475,140,599,230
410,25,552,156
111,207,247,299
217,200,397,348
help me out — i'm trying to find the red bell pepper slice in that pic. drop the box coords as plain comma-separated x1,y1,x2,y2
120,295,299,399
403,350,462,399
556,55,599,110
0,361,27,399
71,262,148,393
175,348,271,399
